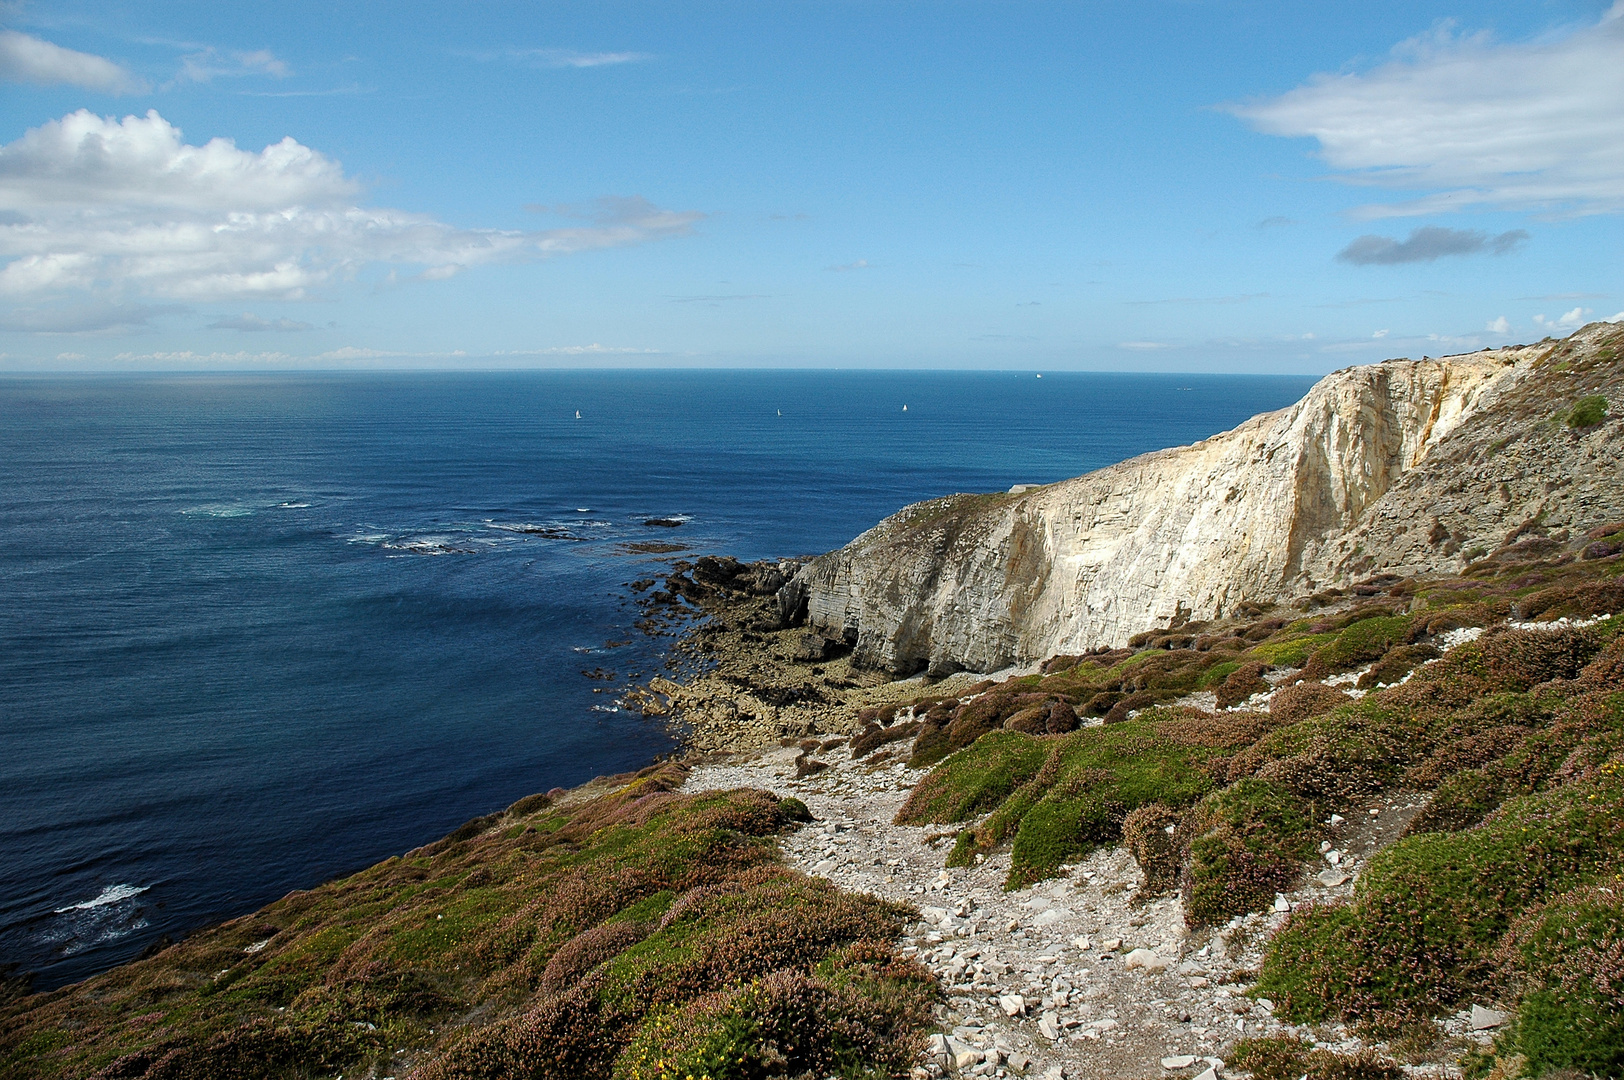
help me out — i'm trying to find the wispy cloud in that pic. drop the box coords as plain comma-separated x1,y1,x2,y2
208,312,313,331
470,48,649,69
237,85,373,98
492,344,661,355
1255,216,1295,229
0,110,703,304
0,29,147,93
668,294,770,304
178,47,288,82
1337,226,1527,265
1229,5,1624,217
1127,292,1268,306
1118,340,1175,350
0,301,181,333
825,259,871,272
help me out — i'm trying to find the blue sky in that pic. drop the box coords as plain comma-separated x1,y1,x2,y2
1,0,1621,371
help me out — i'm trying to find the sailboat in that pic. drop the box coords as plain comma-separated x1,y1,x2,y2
575,410,582,419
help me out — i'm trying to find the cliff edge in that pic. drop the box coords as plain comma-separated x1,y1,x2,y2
784,322,1624,675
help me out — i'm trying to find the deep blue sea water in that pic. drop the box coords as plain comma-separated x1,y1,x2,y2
0,369,1314,989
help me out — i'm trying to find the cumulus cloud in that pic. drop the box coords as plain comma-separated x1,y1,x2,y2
0,29,146,93
1336,226,1527,265
208,312,312,331
1229,5,1624,217
1487,316,1510,334
0,109,702,305
1534,306,1593,330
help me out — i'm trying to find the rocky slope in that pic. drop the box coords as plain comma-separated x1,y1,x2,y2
783,322,1624,676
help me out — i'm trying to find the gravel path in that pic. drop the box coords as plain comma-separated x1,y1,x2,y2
680,743,1398,1080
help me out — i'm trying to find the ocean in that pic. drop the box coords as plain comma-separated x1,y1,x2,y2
0,368,1314,990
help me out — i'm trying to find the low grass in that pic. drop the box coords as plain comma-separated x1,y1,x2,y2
1567,394,1609,429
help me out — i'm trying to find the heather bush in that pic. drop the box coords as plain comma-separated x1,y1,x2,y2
1,769,932,1080
1181,779,1316,926
1229,1036,1405,1080
1269,682,1352,724
1298,615,1412,681
1357,643,1439,688
1122,802,1183,897
1256,764,1624,1030
1496,868,1624,1079
1215,661,1270,708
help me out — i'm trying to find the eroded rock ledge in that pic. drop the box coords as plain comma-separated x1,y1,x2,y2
784,322,1624,676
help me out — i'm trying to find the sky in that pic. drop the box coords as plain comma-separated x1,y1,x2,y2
1,0,1621,372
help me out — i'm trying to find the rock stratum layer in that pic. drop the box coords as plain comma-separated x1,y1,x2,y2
785,322,1624,675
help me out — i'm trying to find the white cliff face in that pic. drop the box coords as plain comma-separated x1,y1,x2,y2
787,326,1624,675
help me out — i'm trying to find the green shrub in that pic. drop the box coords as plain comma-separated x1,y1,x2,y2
894,730,1050,825
1300,615,1413,679
1251,632,1338,667
1497,870,1624,1079
1256,764,1624,1031
1181,779,1316,926
1567,395,1609,428
901,718,1223,887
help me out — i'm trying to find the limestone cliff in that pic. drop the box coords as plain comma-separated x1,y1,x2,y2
782,322,1624,675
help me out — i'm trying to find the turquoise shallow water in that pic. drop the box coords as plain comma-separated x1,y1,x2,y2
0,368,1313,989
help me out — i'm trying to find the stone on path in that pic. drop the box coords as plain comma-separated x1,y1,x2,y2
1161,1055,1198,1069
999,993,1027,1016
1124,947,1169,973
1471,1004,1510,1030
1317,869,1350,887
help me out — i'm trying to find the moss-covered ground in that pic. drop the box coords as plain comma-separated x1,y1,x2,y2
869,527,1624,1078
0,765,934,1080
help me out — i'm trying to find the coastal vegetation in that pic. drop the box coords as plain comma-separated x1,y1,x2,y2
0,767,934,1080
873,530,1624,1075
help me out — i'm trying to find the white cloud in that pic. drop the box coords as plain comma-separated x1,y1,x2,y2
1230,6,1624,217
520,49,648,68
825,259,871,271
1372,328,1389,338
470,48,650,69
1533,306,1594,330
1118,340,1174,350
492,344,660,355
0,29,146,93
208,312,312,331
1487,316,1510,334
0,109,702,304
1610,311,1624,323
178,47,289,82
